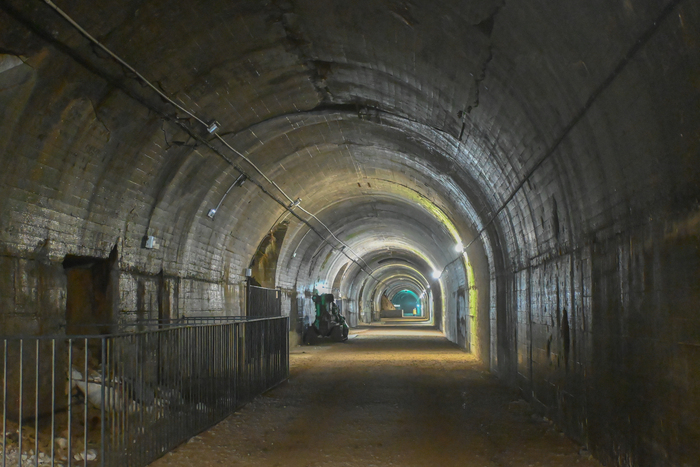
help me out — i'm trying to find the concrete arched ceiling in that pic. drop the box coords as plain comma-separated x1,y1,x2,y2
0,0,517,284
2,0,692,288
1,0,696,325
340,250,435,296
279,196,459,282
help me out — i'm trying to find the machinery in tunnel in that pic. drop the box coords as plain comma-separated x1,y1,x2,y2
303,292,349,344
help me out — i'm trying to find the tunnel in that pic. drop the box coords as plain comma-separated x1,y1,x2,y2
390,290,420,316
0,0,698,465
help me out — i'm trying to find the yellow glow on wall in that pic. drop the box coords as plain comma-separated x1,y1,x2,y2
466,254,478,354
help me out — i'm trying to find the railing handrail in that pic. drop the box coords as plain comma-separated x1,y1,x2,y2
0,316,289,340
247,284,280,291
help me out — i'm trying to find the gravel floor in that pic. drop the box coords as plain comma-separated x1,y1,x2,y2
150,328,602,467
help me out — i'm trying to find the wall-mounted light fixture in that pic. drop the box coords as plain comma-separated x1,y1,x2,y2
432,270,442,280
454,241,463,252
144,235,158,249
207,121,220,133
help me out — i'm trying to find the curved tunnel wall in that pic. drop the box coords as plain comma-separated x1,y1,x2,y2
0,0,699,465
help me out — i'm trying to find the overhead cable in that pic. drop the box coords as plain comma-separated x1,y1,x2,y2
40,0,376,279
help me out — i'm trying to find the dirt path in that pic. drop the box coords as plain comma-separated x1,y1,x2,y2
151,329,601,467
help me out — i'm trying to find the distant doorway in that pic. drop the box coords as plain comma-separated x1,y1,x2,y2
457,292,467,349
63,245,118,334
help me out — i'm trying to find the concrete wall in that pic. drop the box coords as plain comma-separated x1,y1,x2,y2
0,254,66,335
507,219,700,466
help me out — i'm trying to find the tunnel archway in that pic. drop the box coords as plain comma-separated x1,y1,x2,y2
391,289,420,317
0,0,698,465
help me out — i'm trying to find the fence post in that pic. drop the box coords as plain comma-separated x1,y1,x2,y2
277,289,282,319
100,337,106,467
246,282,251,317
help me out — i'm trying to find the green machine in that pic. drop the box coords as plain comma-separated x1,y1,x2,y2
303,292,349,344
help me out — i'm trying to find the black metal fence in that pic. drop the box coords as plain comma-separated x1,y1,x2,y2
1,317,289,467
246,285,281,318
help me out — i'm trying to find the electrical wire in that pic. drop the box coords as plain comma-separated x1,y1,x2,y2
213,133,295,205
42,0,207,127
297,206,374,272
40,0,376,279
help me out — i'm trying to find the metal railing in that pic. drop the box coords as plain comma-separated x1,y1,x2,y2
1,317,289,467
60,317,252,334
246,285,281,318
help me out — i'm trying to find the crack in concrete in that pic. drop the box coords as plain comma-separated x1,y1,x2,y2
0,53,25,73
467,1,504,116
158,120,198,150
216,102,459,152
2,0,376,280
445,0,687,272
160,120,173,150
267,0,332,103
87,98,112,142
